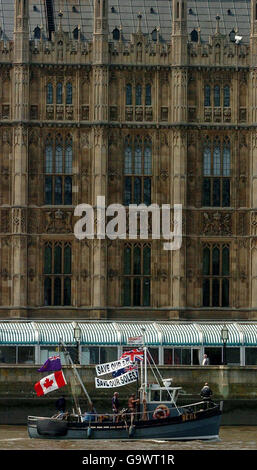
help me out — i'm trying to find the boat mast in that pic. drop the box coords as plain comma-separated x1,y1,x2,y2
60,339,93,409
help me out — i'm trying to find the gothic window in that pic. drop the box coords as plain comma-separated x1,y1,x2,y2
190,29,198,42
34,26,41,39
123,243,151,306
43,242,72,306
66,83,73,105
151,29,157,42
126,84,132,106
204,85,211,107
44,134,73,205
202,137,230,207
56,83,63,104
214,85,220,107
145,84,152,106
73,27,79,40
124,136,152,206
136,84,142,106
113,28,120,40
47,83,53,105
224,85,230,107
202,244,230,307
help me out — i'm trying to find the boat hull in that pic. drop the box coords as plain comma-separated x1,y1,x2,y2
27,408,222,441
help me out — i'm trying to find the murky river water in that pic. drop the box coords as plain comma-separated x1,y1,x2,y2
0,425,256,450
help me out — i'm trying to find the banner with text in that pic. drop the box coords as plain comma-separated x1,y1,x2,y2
95,358,134,377
95,369,138,388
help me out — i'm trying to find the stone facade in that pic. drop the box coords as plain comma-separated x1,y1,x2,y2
0,0,257,321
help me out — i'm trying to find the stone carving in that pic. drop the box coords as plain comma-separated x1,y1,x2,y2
12,208,26,233
44,210,73,233
202,212,232,235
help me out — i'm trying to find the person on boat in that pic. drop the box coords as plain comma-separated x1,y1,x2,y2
112,392,120,422
82,402,97,423
128,394,140,423
55,396,66,414
200,383,213,409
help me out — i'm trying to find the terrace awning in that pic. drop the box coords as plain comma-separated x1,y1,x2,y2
0,322,37,345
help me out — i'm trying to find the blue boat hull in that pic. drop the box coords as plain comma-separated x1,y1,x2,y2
28,407,222,441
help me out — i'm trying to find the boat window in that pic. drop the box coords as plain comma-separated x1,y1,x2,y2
162,390,172,402
151,390,160,402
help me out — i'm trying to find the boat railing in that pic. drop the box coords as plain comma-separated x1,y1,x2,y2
179,400,218,414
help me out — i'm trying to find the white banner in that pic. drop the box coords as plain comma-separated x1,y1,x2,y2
95,369,138,388
127,336,143,345
95,358,134,377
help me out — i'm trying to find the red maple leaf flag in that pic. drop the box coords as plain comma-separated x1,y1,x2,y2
34,370,67,397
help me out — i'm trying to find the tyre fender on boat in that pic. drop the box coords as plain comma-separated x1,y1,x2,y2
153,404,170,419
37,418,68,437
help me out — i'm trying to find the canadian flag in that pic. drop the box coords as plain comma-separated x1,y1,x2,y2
34,370,67,397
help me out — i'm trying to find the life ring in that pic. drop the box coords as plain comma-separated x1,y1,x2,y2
153,404,170,420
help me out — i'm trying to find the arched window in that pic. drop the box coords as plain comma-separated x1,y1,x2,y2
66,83,73,105
204,85,211,107
213,138,221,175
73,27,79,40
145,84,152,106
65,144,72,173
190,29,198,42
123,243,151,307
124,142,132,174
202,244,230,307
144,144,152,175
134,138,142,173
45,144,53,173
203,145,211,176
47,83,53,105
151,28,157,42
34,26,41,39
56,83,63,104
43,242,72,306
136,84,142,106
113,28,120,40
224,85,230,107
214,85,220,107
126,84,132,106
223,139,230,176
55,144,63,174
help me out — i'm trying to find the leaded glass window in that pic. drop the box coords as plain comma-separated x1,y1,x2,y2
123,243,151,306
145,84,151,106
224,85,230,107
126,84,132,106
214,85,220,107
44,134,73,205
47,83,53,105
66,83,73,105
136,84,142,106
202,244,230,307
43,242,72,306
204,85,211,107
56,83,63,104
123,136,152,206
202,137,231,207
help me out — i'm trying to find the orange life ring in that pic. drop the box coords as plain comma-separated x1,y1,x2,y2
153,404,170,419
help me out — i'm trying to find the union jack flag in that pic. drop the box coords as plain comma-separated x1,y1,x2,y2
120,348,144,362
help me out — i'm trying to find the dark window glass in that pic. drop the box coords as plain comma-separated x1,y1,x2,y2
224,85,230,107
222,278,229,306
133,278,141,306
212,247,220,276
64,277,71,305
134,177,141,205
222,247,230,276
213,178,221,206
64,245,71,274
44,245,52,274
212,279,219,306
145,84,151,106
203,247,210,275
203,179,211,206
214,85,220,107
126,84,132,106
204,85,211,107
113,28,120,40
143,278,150,306
45,176,52,205
47,83,53,105
124,246,131,275
56,83,63,104
134,246,141,275
124,177,132,205
136,84,142,106
54,176,63,205
123,278,131,306
54,277,61,305
143,178,151,206
190,29,198,42
64,176,72,205
44,277,52,305
203,279,210,306
66,83,72,105
54,245,62,274
222,179,230,207
143,246,151,275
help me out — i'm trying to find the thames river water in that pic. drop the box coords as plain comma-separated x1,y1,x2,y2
0,425,256,450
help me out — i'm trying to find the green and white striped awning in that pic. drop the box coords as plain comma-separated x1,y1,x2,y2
158,323,201,346
115,322,160,346
0,322,36,345
239,324,257,346
197,323,241,346
0,322,256,347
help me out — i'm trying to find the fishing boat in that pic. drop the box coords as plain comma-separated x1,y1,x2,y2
28,340,223,441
